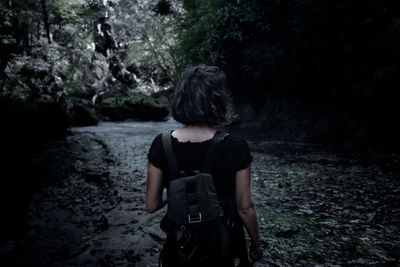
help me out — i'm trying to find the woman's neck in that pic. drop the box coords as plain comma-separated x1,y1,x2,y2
172,125,217,142
183,124,213,130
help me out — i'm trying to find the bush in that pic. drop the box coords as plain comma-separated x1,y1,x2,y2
96,93,169,121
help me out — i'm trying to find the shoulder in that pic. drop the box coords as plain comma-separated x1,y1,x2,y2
147,133,166,169
148,133,164,151
220,133,250,152
151,133,163,145
219,133,252,170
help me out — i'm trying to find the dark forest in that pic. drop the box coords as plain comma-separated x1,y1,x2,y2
0,0,399,266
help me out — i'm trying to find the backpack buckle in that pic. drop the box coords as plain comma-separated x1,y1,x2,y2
188,213,202,223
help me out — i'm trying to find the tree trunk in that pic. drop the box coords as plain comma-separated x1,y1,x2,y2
40,0,51,44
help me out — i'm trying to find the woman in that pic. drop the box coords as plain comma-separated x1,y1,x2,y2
146,64,262,266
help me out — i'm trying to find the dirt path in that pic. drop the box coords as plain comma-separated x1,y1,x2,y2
1,120,399,266
1,119,180,266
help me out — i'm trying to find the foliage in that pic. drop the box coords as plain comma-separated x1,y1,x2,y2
0,0,95,100
110,0,183,81
0,0,182,103
154,0,172,15
174,0,400,145
63,95,99,126
97,93,169,121
49,0,92,25
175,0,225,67
174,0,269,69
176,0,400,109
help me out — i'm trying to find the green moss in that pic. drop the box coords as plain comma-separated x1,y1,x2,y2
64,96,99,126
97,93,169,121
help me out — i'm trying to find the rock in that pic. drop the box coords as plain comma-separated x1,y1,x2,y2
96,93,169,121
63,96,99,126
97,216,109,231
275,226,300,238
98,253,114,266
150,86,174,99
109,57,138,87
122,249,139,263
84,171,105,183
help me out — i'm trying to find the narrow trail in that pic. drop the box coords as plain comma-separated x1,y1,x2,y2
0,120,399,266
62,119,182,266
1,119,181,266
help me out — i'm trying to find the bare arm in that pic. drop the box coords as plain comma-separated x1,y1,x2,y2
235,165,260,247
146,162,166,213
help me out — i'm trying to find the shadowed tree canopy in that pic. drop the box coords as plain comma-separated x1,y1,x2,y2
174,0,400,149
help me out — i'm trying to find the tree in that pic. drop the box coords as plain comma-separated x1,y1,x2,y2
40,0,51,44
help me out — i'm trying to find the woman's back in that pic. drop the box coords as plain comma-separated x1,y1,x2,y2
148,128,252,266
147,129,252,198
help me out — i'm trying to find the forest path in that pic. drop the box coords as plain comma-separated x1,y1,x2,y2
1,119,180,267
62,119,181,266
1,120,399,266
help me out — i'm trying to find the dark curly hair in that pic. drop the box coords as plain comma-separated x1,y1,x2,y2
171,64,234,126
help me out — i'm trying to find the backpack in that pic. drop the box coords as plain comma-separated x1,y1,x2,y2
159,131,231,266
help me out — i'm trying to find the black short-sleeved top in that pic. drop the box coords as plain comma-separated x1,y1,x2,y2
147,132,252,198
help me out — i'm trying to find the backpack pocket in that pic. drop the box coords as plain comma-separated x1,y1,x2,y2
168,173,220,225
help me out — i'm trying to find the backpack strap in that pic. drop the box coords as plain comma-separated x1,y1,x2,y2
162,131,228,178
202,131,228,173
162,133,179,179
